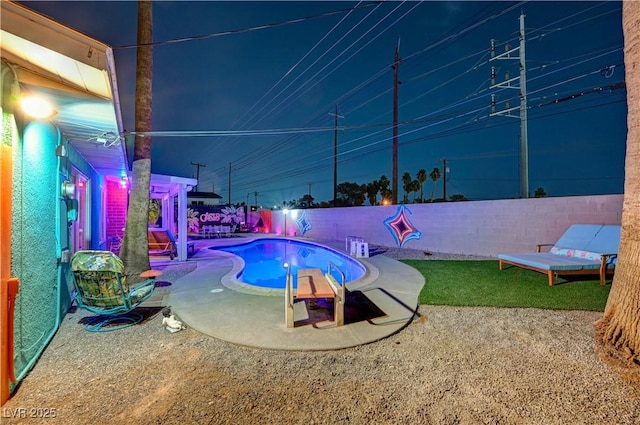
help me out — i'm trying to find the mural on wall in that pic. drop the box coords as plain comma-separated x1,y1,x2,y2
186,205,247,234
187,208,200,234
383,205,422,247
295,211,312,236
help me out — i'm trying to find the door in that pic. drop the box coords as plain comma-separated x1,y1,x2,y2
70,170,89,252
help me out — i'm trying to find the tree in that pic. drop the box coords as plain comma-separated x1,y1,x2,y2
534,187,547,198
449,194,468,202
417,168,427,203
120,0,153,279
595,1,640,366
410,179,420,203
298,194,315,208
402,172,412,203
365,180,380,206
282,199,297,209
379,175,392,204
336,182,365,206
429,167,441,202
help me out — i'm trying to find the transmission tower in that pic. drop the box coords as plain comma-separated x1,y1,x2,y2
489,12,529,198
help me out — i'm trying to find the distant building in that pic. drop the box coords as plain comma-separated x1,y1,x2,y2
188,191,224,206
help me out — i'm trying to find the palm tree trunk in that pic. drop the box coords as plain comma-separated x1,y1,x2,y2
595,1,640,363
120,0,153,278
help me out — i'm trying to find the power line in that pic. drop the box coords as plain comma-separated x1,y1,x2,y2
235,1,387,131
178,3,624,202
113,2,378,49
250,2,416,132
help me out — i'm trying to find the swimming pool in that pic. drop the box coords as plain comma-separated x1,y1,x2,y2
210,238,365,289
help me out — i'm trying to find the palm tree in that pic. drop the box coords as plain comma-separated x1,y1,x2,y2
120,0,153,278
596,1,640,364
365,180,379,205
429,167,441,202
410,179,420,203
417,169,427,203
379,175,392,204
534,187,547,198
402,172,412,203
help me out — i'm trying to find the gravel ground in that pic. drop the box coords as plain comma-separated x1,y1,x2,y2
3,249,640,424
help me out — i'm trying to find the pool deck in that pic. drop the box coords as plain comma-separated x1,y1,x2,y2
151,235,425,351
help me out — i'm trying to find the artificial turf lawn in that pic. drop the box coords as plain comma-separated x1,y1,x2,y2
401,260,611,311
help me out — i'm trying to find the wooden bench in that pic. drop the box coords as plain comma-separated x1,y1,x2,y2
285,266,345,328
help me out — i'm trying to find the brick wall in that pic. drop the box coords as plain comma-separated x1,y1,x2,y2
105,179,128,245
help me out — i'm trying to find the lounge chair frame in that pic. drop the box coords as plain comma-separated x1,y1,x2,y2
71,250,158,331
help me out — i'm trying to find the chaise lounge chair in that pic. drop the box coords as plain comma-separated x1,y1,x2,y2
498,224,620,286
71,250,160,331
148,228,195,260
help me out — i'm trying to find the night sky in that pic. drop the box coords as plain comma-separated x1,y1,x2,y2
19,1,626,207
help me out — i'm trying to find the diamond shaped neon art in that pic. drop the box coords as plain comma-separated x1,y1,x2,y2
383,205,421,247
295,211,312,236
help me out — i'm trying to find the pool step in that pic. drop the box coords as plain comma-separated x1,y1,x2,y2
286,266,345,328
296,268,334,298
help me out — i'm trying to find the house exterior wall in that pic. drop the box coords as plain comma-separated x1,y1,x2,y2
8,118,107,391
10,121,62,383
271,194,624,257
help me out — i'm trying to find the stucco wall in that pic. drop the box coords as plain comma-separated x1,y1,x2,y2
11,121,60,377
272,194,623,257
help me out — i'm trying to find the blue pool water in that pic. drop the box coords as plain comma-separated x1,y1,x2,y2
210,238,365,289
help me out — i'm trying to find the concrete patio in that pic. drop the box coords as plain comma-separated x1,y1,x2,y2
149,236,425,350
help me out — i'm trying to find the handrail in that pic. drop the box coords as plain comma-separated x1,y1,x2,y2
284,263,294,328
327,261,345,302
327,262,346,326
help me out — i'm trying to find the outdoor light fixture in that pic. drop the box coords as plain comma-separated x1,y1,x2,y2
283,208,289,236
20,96,56,119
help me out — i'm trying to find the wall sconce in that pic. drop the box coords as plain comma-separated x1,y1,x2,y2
20,96,57,120
61,181,75,198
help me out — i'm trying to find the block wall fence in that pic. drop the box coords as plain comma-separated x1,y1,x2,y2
271,194,624,257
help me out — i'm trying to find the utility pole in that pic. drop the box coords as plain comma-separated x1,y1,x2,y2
228,162,231,205
441,158,448,201
254,191,258,208
190,161,206,192
329,104,343,206
391,41,401,205
489,12,529,198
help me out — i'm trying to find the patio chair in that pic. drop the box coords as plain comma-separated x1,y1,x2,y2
70,250,160,332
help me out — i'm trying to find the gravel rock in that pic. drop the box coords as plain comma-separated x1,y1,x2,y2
3,256,639,425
